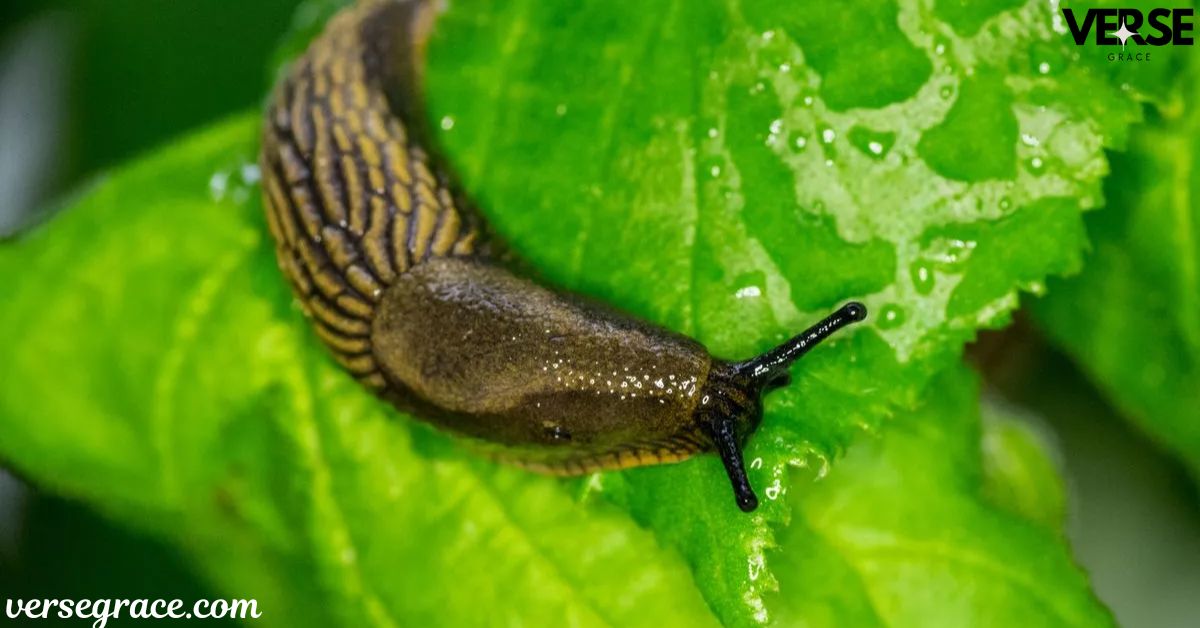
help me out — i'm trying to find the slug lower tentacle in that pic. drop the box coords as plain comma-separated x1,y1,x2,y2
260,0,867,512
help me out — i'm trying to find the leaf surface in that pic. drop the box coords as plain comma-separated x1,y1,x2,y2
1034,47,1200,474
426,0,1139,619
0,0,1144,623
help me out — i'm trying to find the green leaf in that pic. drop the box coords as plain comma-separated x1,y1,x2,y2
979,398,1067,532
426,0,1136,619
0,0,1141,624
0,116,718,628
1033,49,1200,473
770,367,1108,626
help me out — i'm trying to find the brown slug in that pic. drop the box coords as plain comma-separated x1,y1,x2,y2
259,0,867,512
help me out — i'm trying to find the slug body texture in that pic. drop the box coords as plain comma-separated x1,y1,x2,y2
260,0,867,511
374,258,716,469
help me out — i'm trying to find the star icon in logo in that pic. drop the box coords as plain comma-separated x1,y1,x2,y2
1113,20,1136,49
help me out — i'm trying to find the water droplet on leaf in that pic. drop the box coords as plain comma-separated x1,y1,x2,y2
910,262,935,294
878,303,906,329
848,126,896,160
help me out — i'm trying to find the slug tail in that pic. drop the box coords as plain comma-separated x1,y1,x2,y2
260,0,488,391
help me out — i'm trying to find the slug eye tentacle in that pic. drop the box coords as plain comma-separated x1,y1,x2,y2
735,301,867,391
706,416,759,512
702,301,867,512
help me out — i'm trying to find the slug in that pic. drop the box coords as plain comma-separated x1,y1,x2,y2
259,0,867,512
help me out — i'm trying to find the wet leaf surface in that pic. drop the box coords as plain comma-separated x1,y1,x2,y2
0,0,1154,624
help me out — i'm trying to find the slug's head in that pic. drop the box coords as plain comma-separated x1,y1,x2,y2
695,302,867,512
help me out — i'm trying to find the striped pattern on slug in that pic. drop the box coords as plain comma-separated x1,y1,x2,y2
260,0,483,391
259,0,869,512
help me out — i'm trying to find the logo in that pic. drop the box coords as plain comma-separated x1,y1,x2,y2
1061,7,1195,61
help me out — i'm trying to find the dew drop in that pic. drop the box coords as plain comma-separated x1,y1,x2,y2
939,85,954,99
877,303,906,330
926,237,976,271
439,115,455,130
735,285,762,299
240,163,261,184
1028,41,1064,76
910,261,935,295
703,157,724,178
766,118,784,146
209,170,230,201
848,126,896,160
932,36,952,57
999,196,1013,210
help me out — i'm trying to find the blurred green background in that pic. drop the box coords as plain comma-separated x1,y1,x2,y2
0,0,297,614
0,1,1198,626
